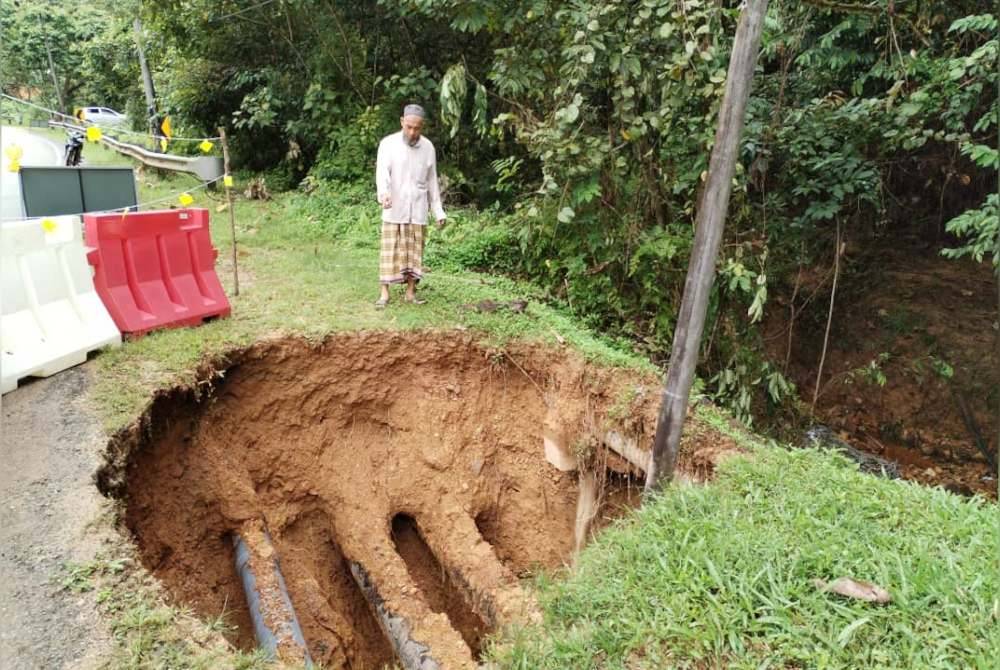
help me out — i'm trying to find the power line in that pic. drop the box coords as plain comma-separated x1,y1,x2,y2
1,93,221,142
209,0,281,23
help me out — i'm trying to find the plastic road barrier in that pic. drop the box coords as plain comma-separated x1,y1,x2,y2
1,216,121,394
83,208,231,336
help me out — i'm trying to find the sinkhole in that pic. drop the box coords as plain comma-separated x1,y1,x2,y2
99,332,668,669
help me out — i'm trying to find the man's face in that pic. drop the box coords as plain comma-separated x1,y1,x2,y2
401,115,424,146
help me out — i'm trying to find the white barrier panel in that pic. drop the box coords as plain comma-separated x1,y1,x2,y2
1,215,121,394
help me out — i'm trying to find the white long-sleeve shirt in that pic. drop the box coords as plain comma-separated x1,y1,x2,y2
375,131,446,225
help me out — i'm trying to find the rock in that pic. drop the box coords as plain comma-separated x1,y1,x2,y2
476,300,499,313
802,426,901,479
469,456,484,476
944,483,974,496
508,299,529,313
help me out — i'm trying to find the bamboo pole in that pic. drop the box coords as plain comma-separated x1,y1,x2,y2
645,0,770,493
218,127,240,296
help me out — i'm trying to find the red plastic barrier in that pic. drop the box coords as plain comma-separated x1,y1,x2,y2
84,208,231,336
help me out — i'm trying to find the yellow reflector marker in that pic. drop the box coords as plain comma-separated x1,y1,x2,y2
86,126,102,142
178,192,194,207
199,139,214,153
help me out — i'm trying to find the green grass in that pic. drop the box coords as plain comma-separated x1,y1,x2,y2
25,136,995,668
88,169,649,431
496,443,998,669
58,551,273,670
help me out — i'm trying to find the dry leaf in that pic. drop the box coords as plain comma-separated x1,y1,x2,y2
813,577,891,604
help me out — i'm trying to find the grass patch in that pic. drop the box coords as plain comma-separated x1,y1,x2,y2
96,559,271,670
89,173,650,431
496,447,998,669
25,131,994,668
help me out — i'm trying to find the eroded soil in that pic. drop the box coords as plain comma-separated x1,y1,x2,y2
99,332,732,669
768,248,998,497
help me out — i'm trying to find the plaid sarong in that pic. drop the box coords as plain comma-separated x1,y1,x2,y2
379,222,426,284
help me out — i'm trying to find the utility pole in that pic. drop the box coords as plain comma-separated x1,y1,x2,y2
38,17,65,114
645,0,770,493
133,18,160,144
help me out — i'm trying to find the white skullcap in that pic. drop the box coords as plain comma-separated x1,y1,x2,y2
402,104,426,118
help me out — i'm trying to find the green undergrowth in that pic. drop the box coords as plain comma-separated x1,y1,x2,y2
495,427,999,670
59,144,996,669
88,164,649,432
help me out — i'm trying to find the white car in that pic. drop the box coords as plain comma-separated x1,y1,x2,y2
81,106,127,126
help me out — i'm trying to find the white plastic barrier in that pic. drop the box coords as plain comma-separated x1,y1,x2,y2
1,215,121,394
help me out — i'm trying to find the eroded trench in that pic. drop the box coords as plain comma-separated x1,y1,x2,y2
98,332,712,669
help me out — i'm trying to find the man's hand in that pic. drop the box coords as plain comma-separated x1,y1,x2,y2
381,195,392,209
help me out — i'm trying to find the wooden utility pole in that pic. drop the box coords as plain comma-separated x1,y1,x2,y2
645,0,770,493
219,127,240,296
133,19,160,144
38,18,65,114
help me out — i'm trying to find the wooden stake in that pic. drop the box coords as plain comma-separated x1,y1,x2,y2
645,0,770,493
811,220,841,415
218,127,240,296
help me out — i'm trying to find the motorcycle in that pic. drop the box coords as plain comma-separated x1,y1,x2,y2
64,129,84,166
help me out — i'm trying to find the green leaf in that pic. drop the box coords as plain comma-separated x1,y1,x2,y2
557,207,575,223
837,617,871,648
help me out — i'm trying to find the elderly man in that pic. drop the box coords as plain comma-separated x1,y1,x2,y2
374,104,446,307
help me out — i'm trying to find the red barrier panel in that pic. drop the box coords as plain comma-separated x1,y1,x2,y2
84,208,231,336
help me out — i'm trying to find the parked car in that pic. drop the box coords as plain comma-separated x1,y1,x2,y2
80,106,127,126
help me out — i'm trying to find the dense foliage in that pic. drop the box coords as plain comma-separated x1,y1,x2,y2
3,0,996,422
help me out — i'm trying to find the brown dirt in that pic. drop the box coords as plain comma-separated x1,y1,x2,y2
391,514,487,658
767,246,998,497
97,331,735,669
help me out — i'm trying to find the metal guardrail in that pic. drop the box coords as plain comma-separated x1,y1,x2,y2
48,120,223,182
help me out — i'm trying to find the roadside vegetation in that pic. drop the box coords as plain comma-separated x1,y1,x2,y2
41,140,993,669
3,0,997,667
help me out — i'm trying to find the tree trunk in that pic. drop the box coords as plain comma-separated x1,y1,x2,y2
645,0,770,493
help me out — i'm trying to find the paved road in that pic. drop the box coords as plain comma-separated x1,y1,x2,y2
1,126,63,220
1,127,111,667
0,367,112,669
